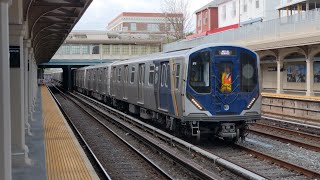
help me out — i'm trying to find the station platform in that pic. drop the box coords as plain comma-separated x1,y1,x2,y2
262,92,320,102
12,86,98,180
261,92,320,126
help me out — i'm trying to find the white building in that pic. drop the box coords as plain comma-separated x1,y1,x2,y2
216,0,279,28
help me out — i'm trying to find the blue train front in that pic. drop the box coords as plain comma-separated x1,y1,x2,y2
183,45,261,142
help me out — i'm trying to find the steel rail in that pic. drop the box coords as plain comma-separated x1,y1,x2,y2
250,123,320,152
236,144,320,179
71,91,267,180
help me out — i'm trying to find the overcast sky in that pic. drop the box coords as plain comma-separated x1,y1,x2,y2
73,0,212,31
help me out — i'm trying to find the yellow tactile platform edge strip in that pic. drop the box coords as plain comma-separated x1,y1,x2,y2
41,86,98,180
262,92,320,102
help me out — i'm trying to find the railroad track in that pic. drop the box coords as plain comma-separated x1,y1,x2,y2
57,87,269,180
49,85,225,180
51,84,320,180
249,123,320,152
201,142,320,179
261,115,320,136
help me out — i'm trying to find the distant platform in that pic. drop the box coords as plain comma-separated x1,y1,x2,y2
262,92,320,102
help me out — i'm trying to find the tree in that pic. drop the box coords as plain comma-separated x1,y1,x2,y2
161,0,192,41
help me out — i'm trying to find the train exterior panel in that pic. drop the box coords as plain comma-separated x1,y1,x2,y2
56,43,261,142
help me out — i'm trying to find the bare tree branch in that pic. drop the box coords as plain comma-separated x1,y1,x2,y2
161,0,192,41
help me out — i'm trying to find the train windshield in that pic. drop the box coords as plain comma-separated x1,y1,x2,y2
217,62,233,94
240,51,258,92
189,51,211,93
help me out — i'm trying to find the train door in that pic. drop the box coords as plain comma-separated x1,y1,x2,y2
138,64,145,104
123,65,128,99
159,61,170,111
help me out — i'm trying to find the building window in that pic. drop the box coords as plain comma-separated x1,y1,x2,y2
92,45,100,54
122,45,129,55
131,45,139,55
197,14,201,27
222,5,227,20
150,45,160,53
102,45,110,55
149,65,155,85
232,1,237,17
243,0,247,12
81,45,90,54
131,23,137,31
204,11,208,25
70,44,80,54
147,24,160,32
130,66,135,83
256,0,259,8
112,45,121,55
139,45,147,55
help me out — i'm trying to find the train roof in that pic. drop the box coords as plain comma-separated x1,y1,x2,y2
75,43,255,70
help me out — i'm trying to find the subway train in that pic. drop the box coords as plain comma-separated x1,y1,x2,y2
54,44,261,142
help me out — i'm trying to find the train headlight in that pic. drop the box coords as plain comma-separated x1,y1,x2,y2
246,96,258,109
187,93,205,110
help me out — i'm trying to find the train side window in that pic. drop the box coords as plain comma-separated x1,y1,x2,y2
130,66,135,83
189,50,211,93
149,65,155,85
175,63,180,89
118,67,121,82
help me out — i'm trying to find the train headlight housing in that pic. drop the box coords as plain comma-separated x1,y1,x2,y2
187,93,205,110
246,95,259,109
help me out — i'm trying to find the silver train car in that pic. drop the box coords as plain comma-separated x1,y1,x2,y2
73,44,261,142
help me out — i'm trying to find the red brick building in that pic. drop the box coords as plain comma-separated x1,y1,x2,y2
195,2,219,34
107,12,183,35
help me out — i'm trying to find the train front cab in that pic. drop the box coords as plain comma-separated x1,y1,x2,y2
184,46,261,141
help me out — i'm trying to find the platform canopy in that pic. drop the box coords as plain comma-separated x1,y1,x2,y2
24,0,92,64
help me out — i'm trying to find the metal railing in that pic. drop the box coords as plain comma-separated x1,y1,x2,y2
164,9,320,52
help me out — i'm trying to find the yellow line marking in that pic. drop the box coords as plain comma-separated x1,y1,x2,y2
41,86,96,180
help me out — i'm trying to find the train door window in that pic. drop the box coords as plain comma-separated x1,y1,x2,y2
148,65,155,85
118,67,121,82
99,69,102,81
124,66,128,83
139,64,145,84
175,63,180,89
165,64,170,87
112,67,116,82
130,66,135,83
218,62,233,93
189,51,211,93
161,64,166,87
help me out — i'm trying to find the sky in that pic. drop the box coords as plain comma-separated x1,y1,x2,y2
73,0,213,31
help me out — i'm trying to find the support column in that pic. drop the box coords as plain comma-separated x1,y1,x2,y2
23,39,31,135
0,1,12,180
276,59,284,94
9,24,26,159
306,59,314,96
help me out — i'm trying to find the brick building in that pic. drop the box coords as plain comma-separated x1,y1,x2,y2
195,1,219,34
107,12,183,35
